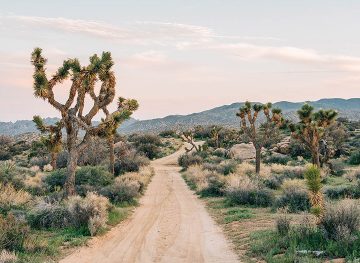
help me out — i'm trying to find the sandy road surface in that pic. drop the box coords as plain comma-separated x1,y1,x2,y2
60,146,239,263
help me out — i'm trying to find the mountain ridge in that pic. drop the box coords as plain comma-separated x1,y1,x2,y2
1,98,359,136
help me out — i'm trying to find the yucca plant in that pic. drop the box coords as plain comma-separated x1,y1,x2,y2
304,165,324,223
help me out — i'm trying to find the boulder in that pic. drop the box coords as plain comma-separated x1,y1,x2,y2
271,136,291,155
229,143,256,160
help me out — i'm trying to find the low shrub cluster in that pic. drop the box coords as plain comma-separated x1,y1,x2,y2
0,213,30,251
178,153,203,169
325,182,360,199
29,192,110,236
226,186,274,207
274,179,310,213
182,165,226,197
0,183,32,213
251,200,360,261
263,154,292,165
349,150,360,165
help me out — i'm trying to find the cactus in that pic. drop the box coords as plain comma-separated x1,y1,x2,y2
236,101,283,174
31,48,137,197
304,165,324,223
289,104,337,167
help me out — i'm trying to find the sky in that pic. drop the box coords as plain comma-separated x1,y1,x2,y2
0,0,360,121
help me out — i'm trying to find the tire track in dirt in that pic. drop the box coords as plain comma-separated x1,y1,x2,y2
60,146,239,263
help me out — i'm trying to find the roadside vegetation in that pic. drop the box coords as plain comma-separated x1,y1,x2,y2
179,104,360,262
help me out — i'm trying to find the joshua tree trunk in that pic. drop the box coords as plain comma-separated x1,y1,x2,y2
64,146,78,197
108,135,115,175
50,152,57,170
312,149,320,168
255,147,261,174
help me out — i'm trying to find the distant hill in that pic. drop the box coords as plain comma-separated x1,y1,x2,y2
118,98,360,134
1,98,359,136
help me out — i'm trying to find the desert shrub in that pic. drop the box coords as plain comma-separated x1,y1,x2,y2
0,250,17,263
325,183,360,199
321,200,360,241
226,187,274,207
198,172,226,197
274,186,310,213
0,183,32,213
183,165,225,196
274,180,311,213
65,192,110,236
178,153,203,169
213,148,227,158
0,161,24,189
130,134,162,159
0,150,11,161
29,156,49,170
44,168,66,191
0,213,29,251
349,150,360,165
289,139,312,159
100,180,140,204
75,166,113,186
264,154,291,165
27,200,72,229
78,137,108,166
218,160,237,175
159,130,178,138
276,215,291,236
328,159,345,176
45,166,113,191
263,175,283,189
114,151,149,176
56,150,68,169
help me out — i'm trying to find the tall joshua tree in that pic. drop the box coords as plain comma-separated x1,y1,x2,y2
236,101,283,174
289,104,337,167
31,48,137,197
33,116,62,169
99,97,139,174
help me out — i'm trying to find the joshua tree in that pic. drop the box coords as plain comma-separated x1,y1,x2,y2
289,104,337,167
31,48,137,197
210,126,222,148
99,97,139,174
304,165,324,223
33,116,62,169
236,101,283,174
182,131,202,153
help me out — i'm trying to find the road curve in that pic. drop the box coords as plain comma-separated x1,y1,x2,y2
60,145,239,263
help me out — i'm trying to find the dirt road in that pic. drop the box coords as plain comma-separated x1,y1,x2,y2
60,146,239,263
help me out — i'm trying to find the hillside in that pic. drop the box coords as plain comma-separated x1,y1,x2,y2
1,98,359,136
118,98,360,134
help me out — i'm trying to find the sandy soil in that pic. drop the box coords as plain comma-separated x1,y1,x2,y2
60,146,239,263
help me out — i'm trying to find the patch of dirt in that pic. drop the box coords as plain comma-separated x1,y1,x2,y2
60,145,239,263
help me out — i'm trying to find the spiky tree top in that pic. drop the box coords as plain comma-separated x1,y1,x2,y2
33,115,63,154
236,101,283,149
289,104,338,148
31,48,130,148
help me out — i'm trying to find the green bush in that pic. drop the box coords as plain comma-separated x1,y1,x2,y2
321,200,360,241
114,153,149,176
276,215,291,236
226,187,274,207
325,181,360,199
328,159,345,176
100,180,140,204
274,189,310,213
0,213,29,251
159,130,178,138
178,153,203,169
263,154,291,165
349,150,360,165
45,166,113,191
198,173,226,197
28,201,72,229
263,175,283,189
130,134,162,159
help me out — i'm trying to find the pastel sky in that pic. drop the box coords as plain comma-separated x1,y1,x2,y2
1,0,360,121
